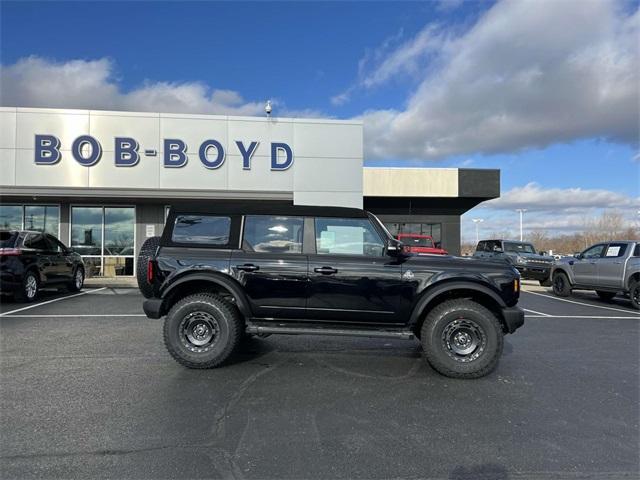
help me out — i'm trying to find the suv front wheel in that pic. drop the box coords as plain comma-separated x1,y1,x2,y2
420,299,504,379
163,293,243,368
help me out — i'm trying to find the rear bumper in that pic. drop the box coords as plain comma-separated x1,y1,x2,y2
501,306,525,334
143,298,163,319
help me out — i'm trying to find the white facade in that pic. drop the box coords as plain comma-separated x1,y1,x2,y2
0,107,364,208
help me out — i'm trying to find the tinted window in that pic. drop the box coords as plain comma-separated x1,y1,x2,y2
476,241,486,252
634,244,640,257
604,243,627,258
582,244,605,259
172,215,231,245
504,242,536,254
46,235,65,253
0,231,18,248
243,216,303,253
315,217,384,256
485,240,503,252
24,234,49,251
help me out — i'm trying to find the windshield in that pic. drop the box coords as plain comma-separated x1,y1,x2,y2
403,236,434,247
504,242,536,254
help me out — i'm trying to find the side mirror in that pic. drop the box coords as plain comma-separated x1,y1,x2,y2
386,238,407,256
574,252,583,259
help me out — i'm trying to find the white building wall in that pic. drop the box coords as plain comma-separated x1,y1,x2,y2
0,107,363,208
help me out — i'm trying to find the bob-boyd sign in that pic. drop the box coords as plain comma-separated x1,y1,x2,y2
34,134,293,171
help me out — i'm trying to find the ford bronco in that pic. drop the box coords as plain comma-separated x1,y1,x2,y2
141,202,525,378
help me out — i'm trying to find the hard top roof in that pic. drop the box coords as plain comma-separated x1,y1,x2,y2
168,200,369,218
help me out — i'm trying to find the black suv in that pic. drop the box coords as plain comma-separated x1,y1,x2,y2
142,202,524,378
0,230,85,302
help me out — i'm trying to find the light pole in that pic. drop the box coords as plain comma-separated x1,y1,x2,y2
516,209,527,241
472,218,484,244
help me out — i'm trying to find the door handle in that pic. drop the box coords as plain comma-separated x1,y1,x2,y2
314,266,338,275
236,264,259,272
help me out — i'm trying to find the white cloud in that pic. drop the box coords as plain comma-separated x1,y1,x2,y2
484,182,639,211
461,182,639,241
0,56,320,118
355,0,639,160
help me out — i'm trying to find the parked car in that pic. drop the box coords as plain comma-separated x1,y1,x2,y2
0,230,85,302
141,202,525,379
396,234,448,255
551,241,640,309
473,239,555,286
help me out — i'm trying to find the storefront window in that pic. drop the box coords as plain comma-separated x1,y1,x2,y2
0,205,23,230
71,207,103,256
70,206,135,277
105,207,135,255
0,204,60,235
24,206,60,235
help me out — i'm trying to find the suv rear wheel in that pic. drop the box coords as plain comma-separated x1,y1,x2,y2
163,293,243,368
420,299,503,379
14,271,39,303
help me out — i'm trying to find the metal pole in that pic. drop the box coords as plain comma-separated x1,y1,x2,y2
516,209,526,241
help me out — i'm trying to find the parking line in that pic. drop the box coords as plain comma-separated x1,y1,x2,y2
522,290,640,315
2,313,146,318
526,315,639,319
0,288,107,317
523,308,551,316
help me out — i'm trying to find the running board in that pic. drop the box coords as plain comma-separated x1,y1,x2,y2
246,325,415,340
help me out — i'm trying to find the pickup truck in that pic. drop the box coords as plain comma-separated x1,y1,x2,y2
473,239,555,286
396,234,448,255
550,241,640,309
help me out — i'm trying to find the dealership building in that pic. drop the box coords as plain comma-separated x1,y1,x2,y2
0,107,499,277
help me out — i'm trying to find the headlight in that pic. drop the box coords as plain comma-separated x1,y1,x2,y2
516,256,526,264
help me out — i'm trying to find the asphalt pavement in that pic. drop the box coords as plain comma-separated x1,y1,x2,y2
0,284,638,479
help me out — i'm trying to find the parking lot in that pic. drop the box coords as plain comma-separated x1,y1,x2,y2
1,283,638,480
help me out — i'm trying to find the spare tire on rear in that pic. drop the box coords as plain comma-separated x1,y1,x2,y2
137,236,161,298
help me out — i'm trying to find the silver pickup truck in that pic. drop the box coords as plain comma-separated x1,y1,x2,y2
550,241,640,309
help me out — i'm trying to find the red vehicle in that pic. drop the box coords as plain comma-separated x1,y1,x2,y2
397,234,448,255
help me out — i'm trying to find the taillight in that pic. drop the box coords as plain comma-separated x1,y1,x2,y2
0,248,21,256
147,260,154,283
514,278,520,293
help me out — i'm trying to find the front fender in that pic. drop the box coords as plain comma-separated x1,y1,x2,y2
551,265,574,285
408,279,508,327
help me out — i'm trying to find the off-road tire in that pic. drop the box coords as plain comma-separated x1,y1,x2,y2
14,270,39,303
68,266,84,292
552,271,571,297
595,290,616,302
420,299,504,379
137,236,161,299
629,280,639,310
163,293,243,368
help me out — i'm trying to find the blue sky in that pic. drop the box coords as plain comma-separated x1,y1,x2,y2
1,1,638,242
